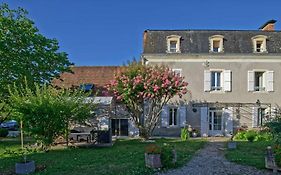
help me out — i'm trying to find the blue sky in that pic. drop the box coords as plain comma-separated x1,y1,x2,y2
3,0,281,66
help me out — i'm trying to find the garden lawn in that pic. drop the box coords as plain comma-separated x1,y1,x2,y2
0,138,205,175
225,141,273,169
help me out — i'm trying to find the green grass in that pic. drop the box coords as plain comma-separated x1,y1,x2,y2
0,138,205,175
225,141,273,169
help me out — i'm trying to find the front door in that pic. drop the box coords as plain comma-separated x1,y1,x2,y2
209,108,223,136
111,119,128,136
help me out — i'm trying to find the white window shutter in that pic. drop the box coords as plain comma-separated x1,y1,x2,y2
161,105,169,127
248,71,254,91
204,70,211,92
223,107,233,137
266,71,274,92
179,106,187,127
200,107,208,137
252,107,258,128
224,70,232,92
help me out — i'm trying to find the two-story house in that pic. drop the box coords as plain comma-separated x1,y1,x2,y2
142,20,281,137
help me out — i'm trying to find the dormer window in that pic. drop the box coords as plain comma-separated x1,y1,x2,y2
167,35,181,53
252,35,267,53
209,35,224,53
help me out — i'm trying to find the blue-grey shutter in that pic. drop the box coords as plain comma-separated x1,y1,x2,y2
223,107,233,137
161,105,169,127
200,107,208,137
179,106,187,127
252,107,258,127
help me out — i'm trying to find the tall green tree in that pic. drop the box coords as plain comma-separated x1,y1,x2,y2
8,82,94,148
0,3,72,98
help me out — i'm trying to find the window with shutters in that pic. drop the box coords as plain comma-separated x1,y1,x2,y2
166,35,181,53
204,70,232,92
209,35,224,53
169,108,177,126
248,70,273,92
252,35,268,53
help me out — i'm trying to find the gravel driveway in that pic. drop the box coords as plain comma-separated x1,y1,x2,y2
158,138,280,175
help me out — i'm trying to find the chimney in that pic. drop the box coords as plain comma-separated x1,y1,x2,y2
259,19,277,31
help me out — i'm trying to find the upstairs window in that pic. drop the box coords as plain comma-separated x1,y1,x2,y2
172,68,182,76
248,70,274,92
252,35,267,53
211,71,222,91
167,35,181,53
254,71,265,91
209,35,224,53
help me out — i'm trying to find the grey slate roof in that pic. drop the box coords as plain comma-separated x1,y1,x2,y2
143,30,281,54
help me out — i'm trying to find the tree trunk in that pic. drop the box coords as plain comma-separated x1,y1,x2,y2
139,127,150,140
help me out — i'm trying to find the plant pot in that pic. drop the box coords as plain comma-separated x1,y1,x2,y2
145,153,162,168
228,141,237,149
15,161,35,174
192,132,198,137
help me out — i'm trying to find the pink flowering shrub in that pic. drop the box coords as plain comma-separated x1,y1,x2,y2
106,62,188,139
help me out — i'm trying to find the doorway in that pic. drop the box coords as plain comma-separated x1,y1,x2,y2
111,119,128,136
209,108,223,136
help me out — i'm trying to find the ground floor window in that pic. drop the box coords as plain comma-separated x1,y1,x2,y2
257,108,265,126
169,108,177,126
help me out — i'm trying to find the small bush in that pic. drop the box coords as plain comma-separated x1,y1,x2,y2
245,130,257,142
0,128,9,137
161,143,176,168
181,128,189,141
233,131,247,141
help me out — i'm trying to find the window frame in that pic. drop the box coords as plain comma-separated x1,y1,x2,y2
254,71,266,92
166,35,181,53
251,35,268,53
172,68,182,77
210,70,223,91
209,35,224,53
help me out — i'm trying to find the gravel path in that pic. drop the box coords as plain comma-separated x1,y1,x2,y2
158,138,280,175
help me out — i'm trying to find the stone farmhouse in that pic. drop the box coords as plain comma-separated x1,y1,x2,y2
142,20,281,137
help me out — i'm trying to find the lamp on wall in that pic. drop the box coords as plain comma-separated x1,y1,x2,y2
256,99,261,107
202,60,210,68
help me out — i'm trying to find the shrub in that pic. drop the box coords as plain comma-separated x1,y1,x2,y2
233,131,247,141
255,131,273,141
245,130,257,142
0,128,8,137
161,143,176,168
145,144,161,154
181,128,189,141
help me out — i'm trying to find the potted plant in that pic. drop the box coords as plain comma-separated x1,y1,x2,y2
227,137,237,149
15,148,35,174
191,128,199,137
144,144,162,168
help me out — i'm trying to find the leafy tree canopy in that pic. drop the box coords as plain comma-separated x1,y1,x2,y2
8,82,95,147
0,3,72,98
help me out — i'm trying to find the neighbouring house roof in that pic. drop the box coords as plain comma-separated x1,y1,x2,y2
143,30,281,54
53,66,125,95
